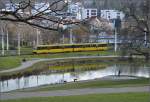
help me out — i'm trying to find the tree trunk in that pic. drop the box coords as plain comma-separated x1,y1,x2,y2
1,26,5,56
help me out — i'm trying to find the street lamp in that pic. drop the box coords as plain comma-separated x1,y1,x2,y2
15,23,24,56
16,24,21,56
114,17,121,52
114,28,118,52
70,28,73,44
67,24,73,44
144,28,147,45
17,31,21,56
0,23,9,55
6,27,9,51
0,78,1,101
36,29,40,46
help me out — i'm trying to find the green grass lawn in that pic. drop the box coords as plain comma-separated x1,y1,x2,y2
19,78,149,92
0,57,21,71
2,92,149,102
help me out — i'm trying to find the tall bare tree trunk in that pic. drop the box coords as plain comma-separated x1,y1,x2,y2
36,29,40,46
70,28,73,44
1,25,5,56
6,28,9,51
17,28,21,56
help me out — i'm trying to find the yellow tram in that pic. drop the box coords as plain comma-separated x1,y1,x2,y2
33,43,108,54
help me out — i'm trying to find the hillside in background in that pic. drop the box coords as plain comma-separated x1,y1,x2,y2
1,0,144,10
73,0,143,9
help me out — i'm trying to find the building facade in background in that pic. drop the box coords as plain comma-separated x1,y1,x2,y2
82,8,98,19
67,2,84,20
100,10,125,20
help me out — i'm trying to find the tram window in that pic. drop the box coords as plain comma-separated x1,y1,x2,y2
64,45,72,48
81,44,88,48
103,44,107,47
80,45,84,48
89,44,92,47
52,46,62,49
37,47,40,50
47,46,54,49
99,44,102,47
71,45,81,48
73,45,78,48
89,44,96,47
72,45,76,48
47,46,52,50
63,46,66,48
37,47,47,50
94,44,97,47
53,46,58,49
85,44,89,47
81,45,85,48
98,44,107,47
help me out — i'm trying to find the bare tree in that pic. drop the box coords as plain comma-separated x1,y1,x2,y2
121,0,150,60
0,0,79,31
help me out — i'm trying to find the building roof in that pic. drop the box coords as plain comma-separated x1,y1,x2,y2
88,17,113,31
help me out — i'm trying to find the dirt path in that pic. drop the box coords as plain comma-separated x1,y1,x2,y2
1,86,149,100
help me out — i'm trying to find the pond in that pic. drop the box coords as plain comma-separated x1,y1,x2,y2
0,59,150,92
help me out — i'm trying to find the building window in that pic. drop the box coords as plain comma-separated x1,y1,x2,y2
117,12,120,15
91,10,96,12
91,13,97,16
91,9,97,16
117,12,120,16
72,17,76,19
117,15,120,18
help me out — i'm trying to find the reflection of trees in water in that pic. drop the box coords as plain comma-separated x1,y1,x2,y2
37,75,39,85
115,61,149,76
70,72,79,79
23,77,29,88
6,80,8,87
130,64,142,74
148,68,150,77
16,78,20,89
129,60,149,75
1,80,5,89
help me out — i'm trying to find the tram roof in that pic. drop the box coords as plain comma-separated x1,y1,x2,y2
36,43,107,47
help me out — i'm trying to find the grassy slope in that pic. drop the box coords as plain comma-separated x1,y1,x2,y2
2,92,150,102
0,57,21,71
20,78,149,92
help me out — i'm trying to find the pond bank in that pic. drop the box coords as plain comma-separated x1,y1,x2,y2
0,55,149,93
0,56,123,74
15,76,148,92
1,86,149,100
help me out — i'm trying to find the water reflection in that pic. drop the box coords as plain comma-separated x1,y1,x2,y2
0,62,150,92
